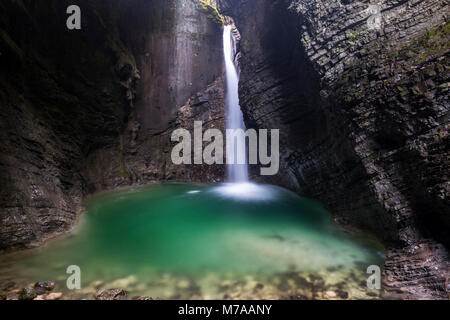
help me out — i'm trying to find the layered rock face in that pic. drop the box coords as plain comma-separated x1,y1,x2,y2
218,0,449,299
0,0,225,251
83,0,226,191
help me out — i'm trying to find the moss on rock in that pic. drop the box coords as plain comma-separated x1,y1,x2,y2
199,0,224,28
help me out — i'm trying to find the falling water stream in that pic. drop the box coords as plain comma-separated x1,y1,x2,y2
0,26,385,300
219,25,268,200
223,25,248,183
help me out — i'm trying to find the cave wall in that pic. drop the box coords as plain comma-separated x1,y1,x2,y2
82,0,226,191
0,0,135,251
125,0,224,132
218,0,449,299
0,0,226,251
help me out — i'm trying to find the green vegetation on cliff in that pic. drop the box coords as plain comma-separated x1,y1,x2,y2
199,0,224,28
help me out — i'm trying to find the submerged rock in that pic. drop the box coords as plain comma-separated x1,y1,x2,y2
34,287,46,295
290,295,308,300
92,281,104,290
108,275,137,289
2,281,16,291
46,292,63,300
6,293,19,300
337,290,349,299
34,281,55,295
19,287,37,300
324,291,337,299
95,289,128,300
176,279,191,290
132,296,154,301
34,281,55,292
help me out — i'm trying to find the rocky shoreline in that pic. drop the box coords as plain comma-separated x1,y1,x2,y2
1,266,383,301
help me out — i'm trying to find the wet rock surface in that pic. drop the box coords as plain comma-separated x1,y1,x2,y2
0,280,58,300
95,289,129,301
18,287,37,301
383,240,449,299
34,281,56,293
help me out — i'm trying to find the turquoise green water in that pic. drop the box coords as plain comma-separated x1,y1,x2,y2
0,183,384,299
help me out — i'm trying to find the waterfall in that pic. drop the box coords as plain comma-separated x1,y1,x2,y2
223,25,249,183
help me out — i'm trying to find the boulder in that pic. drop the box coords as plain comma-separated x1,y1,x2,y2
18,287,37,301
95,289,128,300
34,281,56,292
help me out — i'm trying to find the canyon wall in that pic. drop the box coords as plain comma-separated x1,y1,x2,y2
0,0,225,251
218,0,449,299
82,0,226,191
